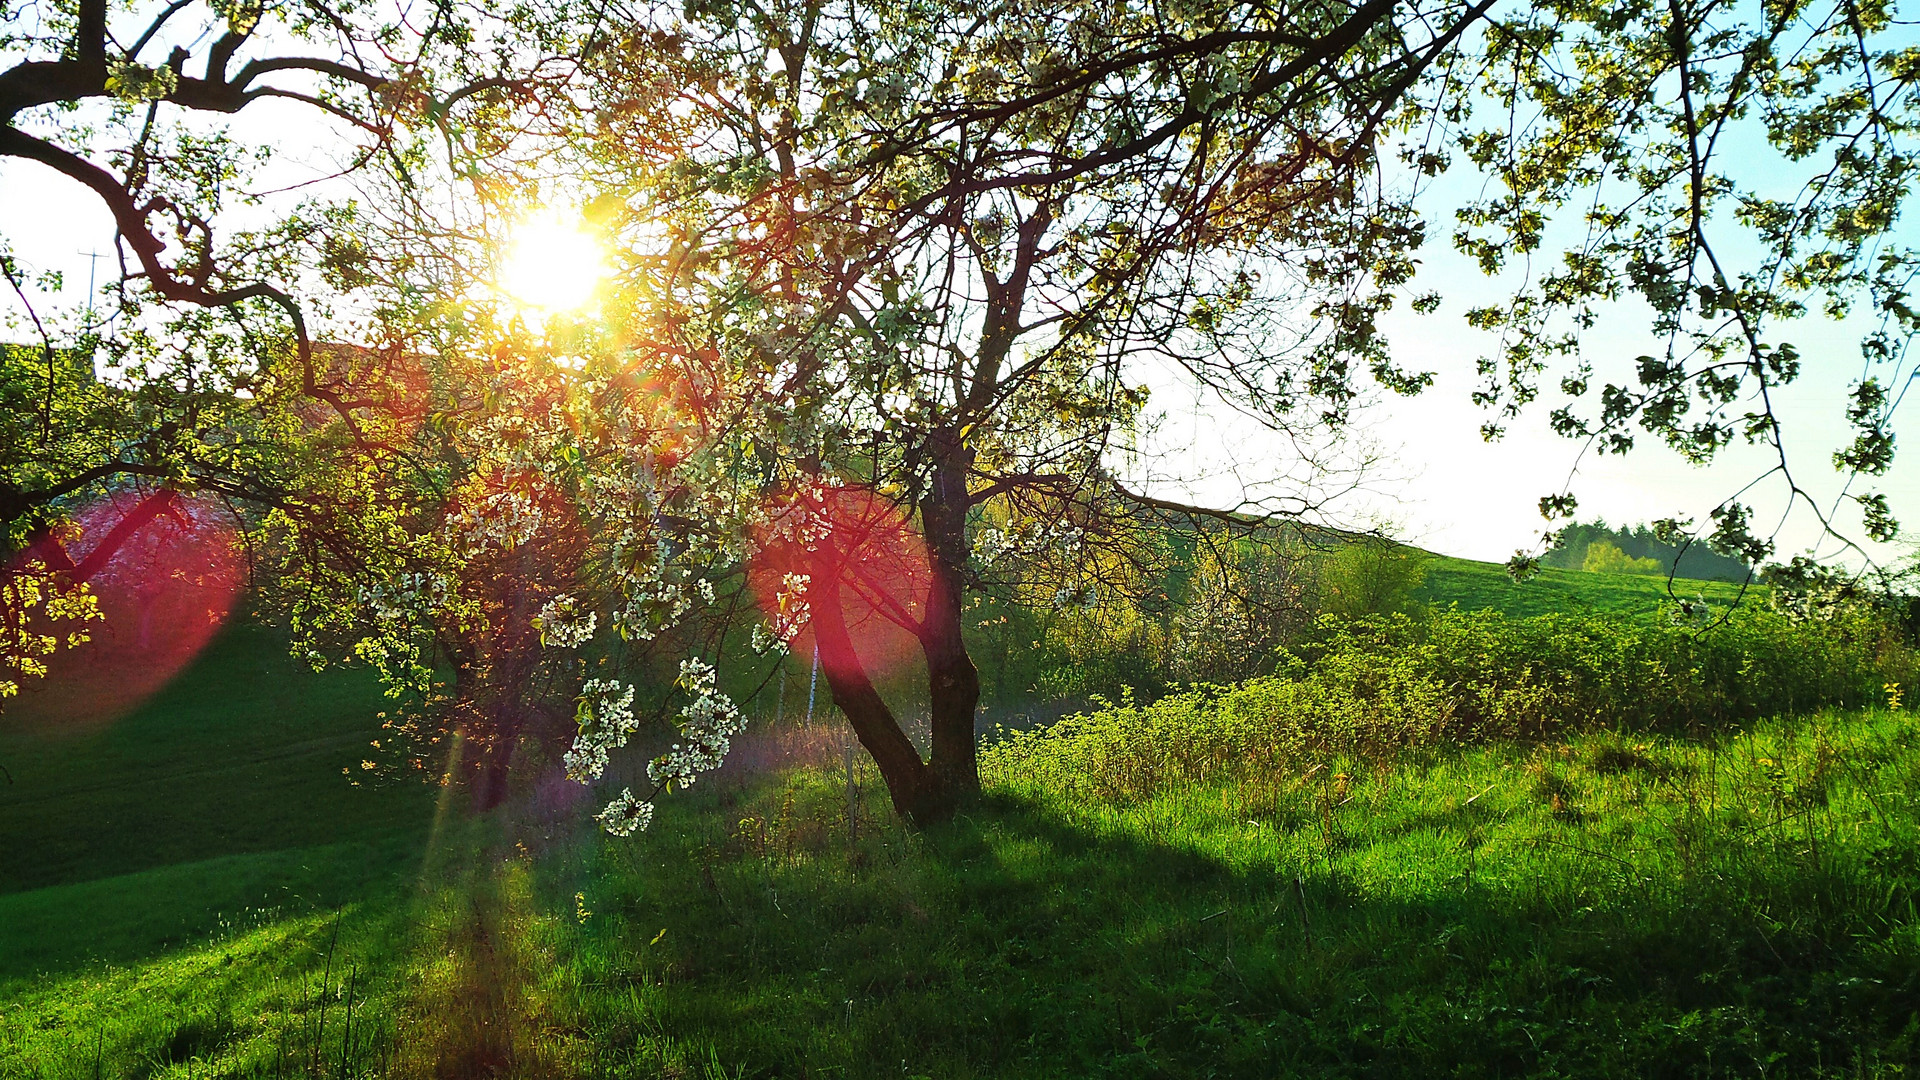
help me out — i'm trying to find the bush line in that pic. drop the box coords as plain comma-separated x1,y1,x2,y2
983,607,1918,800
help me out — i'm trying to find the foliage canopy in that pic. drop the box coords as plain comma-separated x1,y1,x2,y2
2,0,1917,826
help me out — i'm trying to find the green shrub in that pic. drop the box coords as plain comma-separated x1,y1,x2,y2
1581,539,1662,575
983,606,1917,800
1315,538,1431,619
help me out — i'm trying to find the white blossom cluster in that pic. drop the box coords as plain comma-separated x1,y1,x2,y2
750,621,787,655
580,471,650,523
357,583,413,627
470,403,576,485
612,578,691,640
458,488,544,553
645,658,745,793
1052,581,1102,611
764,571,811,645
534,593,597,648
594,788,654,836
972,522,1086,566
563,677,637,783
560,660,743,836
972,526,1014,565
355,571,455,626
754,482,839,548
344,574,445,691
608,526,660,581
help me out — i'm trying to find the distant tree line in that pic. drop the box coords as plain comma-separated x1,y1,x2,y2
1542,522,1752,582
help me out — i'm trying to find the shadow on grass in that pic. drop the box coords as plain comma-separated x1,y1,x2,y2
0,830,432,986
0,623,433,897
536,773,1920,1080
4,711,1916,1079
0,619,443,989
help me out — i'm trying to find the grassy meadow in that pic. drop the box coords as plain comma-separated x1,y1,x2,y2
2,559,1917,1078
1414,554,1751,619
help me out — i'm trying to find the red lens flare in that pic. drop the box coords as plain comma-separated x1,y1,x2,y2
749,486,931,685
9,492,244,732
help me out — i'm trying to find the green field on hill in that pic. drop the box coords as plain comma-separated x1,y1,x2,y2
2,571,1913,1078
1414,554,1751,619
0,625,437,980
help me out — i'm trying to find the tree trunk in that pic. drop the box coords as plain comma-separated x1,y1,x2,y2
810,544,956,825
443,570,542,814
920,445,981,800
470,701,521,812
788,454,985,827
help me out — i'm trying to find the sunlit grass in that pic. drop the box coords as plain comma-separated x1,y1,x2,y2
1415,554,1751,618
556,708,1919,1078
5,709,1918,1076
3,618,1915,1077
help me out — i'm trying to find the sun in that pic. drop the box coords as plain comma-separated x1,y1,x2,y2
497,213,609,315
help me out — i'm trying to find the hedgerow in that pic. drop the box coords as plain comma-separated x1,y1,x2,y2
982,607,1917,800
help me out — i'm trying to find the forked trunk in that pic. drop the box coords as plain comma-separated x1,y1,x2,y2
803,446,985,827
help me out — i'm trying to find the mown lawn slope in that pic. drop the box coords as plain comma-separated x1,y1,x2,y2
0,623,435,982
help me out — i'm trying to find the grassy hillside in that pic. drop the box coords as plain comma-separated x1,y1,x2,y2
2,589,1911,1078
1415,553,1751,618
0,623,437,980
4,706,1917,1077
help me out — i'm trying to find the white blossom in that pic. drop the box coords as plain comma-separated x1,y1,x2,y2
644,658,745,794
765,571,810,643
970,522,1086,566
564,678,637,783
595,788,654,836
562,662,743,835
458,489,543,553
1052,581,1101,611
972,526,1010,565
750,621,788,655
535,593,597,648
612,579,691,641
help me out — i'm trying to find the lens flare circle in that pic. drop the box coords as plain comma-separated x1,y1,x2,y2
749,486,932,684
7,492,244,732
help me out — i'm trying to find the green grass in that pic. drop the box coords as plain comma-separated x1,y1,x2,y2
1,891,416,1078
13,708,1917,1078
516,710,1920,1078
0,622,437,983
1416,554,1750,618
3,615,1916,1078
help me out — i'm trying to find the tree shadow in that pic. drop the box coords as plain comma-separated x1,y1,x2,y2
564,779,1920,1080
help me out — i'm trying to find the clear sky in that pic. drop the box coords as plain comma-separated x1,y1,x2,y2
1366,296,1915,567
1133,141,1920,571
1136,273,1917,568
